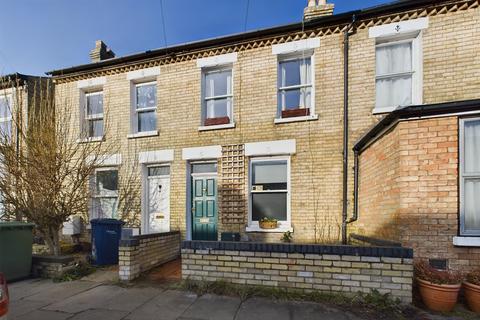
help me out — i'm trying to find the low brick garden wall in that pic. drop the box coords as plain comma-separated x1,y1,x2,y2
32,254,87,278
119,231,180,281
182,241,414,303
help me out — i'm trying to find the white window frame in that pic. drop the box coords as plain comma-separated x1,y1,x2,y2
89,167,119,221
275,52,317,122
459,117,480,236
81,91,104,139
200,66,234,130
129,81,158,137
374,32,423,114
246,156,293,233
0,94,13,139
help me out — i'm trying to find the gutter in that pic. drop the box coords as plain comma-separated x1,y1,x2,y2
341,14,357,245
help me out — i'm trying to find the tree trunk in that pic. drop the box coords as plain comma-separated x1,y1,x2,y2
43,227,61,256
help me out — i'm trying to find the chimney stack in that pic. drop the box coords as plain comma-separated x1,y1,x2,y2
304,0,335,21
89,40,115,62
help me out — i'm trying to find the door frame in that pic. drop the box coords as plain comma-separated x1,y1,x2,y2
186,160,218,240
141,163,171,234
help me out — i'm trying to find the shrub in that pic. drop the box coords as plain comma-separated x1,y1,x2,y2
414,260,463,285
466,269,480,286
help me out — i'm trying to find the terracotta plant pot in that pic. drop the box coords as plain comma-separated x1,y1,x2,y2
281,108,310,118
417,278,461,312
204,116,230,126
464,281,480,313
259,220,278,229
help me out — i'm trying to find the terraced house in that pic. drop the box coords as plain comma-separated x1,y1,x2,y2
49,0,480,269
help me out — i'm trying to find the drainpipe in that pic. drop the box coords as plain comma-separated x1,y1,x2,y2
341,14,356,245
348,150,360,224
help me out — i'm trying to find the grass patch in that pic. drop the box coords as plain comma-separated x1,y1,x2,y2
173,278,408,319
53,262,96,282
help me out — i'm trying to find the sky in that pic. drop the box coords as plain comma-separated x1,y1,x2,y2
0,0,393,76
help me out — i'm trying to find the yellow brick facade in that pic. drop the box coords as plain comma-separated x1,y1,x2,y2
53,1,480,244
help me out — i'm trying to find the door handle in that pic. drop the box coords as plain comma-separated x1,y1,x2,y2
191,207,195,213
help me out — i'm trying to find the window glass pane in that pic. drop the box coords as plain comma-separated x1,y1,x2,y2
376,42,412,76
92,197,118,219
0,120,12,139
464,120,480,173
0,97,12,119
279,58,311,87
253,161,287,190
206,98,230,119
205,70,231,97
96,170,118,195
464,179,480,233
148,166,170,176
280,88,311,111
192,163,217,174
136,84,157,109
375,76,412,108
252,193,287,221
88,119,103,137
86,93,103,115
138,110,157,132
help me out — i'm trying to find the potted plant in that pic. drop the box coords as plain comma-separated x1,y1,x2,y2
414,260,463,312
464,269,480,313
259,217,278,229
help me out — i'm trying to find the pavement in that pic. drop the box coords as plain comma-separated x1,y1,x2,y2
8,278,363,320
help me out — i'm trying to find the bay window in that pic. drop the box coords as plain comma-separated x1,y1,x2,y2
90,168,119,220
460,118,480,236
202,68,233,127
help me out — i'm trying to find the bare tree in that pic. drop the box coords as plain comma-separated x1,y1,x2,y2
0,78,117,255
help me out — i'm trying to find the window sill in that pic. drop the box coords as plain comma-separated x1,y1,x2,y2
453,236,480,247
246,224,293,233
127,130,159,139
76,136,104,143
198,123,235,131
274,114,318,124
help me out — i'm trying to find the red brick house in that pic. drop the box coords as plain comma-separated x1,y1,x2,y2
350,99,480,270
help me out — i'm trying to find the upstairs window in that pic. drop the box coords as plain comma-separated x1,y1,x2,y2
84,91,104,138
90,168,119,220
0,95,12,140
375,34,422,113
460,118,480,236
202,69,233,127
134,82,157,133
278,56,312,119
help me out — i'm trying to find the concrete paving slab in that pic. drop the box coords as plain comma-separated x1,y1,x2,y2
235,297,291,320
13,309,72,320
67,309,129,320
125,290,197,320
181,294,241,320
43,285,126,313
8,279,59,301
8,299,50,318
288,301,361,320
101,287,162,312
24,280,99,304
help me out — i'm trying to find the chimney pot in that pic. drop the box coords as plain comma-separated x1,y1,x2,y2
89,40,115,63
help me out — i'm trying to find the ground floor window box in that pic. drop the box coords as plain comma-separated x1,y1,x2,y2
281,107,310,119
259,218,278,229
204,116,230,126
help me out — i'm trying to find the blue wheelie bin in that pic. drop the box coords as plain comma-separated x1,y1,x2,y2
90,219,124,265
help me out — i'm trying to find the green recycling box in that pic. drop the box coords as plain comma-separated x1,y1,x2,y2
0,222,35,281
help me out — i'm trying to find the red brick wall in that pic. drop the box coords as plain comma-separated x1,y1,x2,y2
354,116,480,270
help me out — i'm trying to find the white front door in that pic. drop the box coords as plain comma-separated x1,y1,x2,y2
146,166,170,234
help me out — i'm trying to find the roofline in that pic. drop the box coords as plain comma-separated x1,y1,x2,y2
47,0,443,76
353,99,480,152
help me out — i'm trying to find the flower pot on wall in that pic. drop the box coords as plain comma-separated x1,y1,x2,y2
281,108,310,119
259,220,278,229
417,278,461,312
464,281,480,313
204,117,230,126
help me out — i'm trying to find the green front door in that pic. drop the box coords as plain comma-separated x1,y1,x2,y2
192,176,218,241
